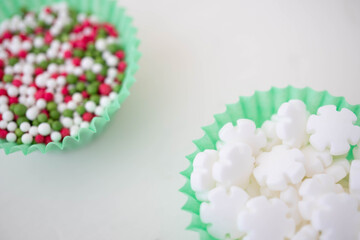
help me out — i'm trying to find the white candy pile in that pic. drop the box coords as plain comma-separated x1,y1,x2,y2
191,100,360,240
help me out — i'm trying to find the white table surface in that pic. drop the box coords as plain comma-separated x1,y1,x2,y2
0,0,360,239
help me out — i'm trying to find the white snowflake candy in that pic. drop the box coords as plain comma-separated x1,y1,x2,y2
302,145,333,177
213,142,255,188
311,193,360,240
280,186,302,225
298,174,344,220
307,105,360,156
349,160,360,202
190,150,218,201
276,100,309,148
261,119,281,151
325,157,350,183
292,225,319,240
254,145,306,191
238,196,295,240
200,186,249,240
218,119,266,156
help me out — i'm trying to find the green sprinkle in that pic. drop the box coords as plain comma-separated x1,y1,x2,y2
90,94,100,104
76,82,86,92
14,104,27,116
16,138,22,144
66,74,78,84
32,119,39,126
3,74,13,83
69,88,77,95
73,48,84,58
17,117,29,125
100,66,108,76
107,43,120,53
15,128,23,138
63,109,73,118
85,71,96,82
51,121,62,131
50,110,60,120
46,102,57,111
37,113,48,123
48,119,54,125
8,57,19,66
117,73,124,82
76,106,86,115
87,83,99,95
113,84,121,93
39,60,49,69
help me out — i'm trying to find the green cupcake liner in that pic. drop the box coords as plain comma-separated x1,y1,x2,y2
0,0,141,155
180,86,360,240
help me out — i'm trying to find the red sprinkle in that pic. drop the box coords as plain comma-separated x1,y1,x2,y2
41,109,49,118
8,97,18,105
99,83,112,95
44,92,54,102
115,50,125,60
12,79,22,87
61,87,69,95
35,134,45,143
82,91,89,99
72,57,81,66
18,50,27,59
82,112,94,122
0,59,4,68
117,61,127,72
44,32,53,44
44,136,52,144
60,128,70,138
0,88,7,96
64,50,72,59
64,95,72,103
35,67,44,75
96,75,105,82
0,129,7,139
35,90,45,100
79,74,86,82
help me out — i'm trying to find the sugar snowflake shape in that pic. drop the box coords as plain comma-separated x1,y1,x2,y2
237,196,295,240
253,145,306,191
311,193,360,240
200,186,249,239
276,100,310,148
190,150,218,201
307,105,360,156
298,174,344,220
325,157,350,183
280,186,302,225
302,145,333,177
213,143,255,188
261,119,281,151
349,160,360,202
218,119,267,156
292,225,319,240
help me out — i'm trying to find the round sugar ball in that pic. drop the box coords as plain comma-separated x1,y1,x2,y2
23,64,34,75
35,75,47,88
26,87,37,96
62,117,73,128
46,78,57,89
67,101,77,110
109,92,117,100
106,55,118,67
22,75,33,85
0,120,7,129
20,122,31,132
2,110,14,121
50,131,61,142
70,125,79,137
57,76,66,86
95,106,104,116
7,86,19,97
92,63,102,74
6,133,16,142
26,97,36,107
81,57,94,70
54,93,64,104
0,96,9,104
107,68,117,78
95,39,106,51
19,85,27,95
26,107,40,121
72,93,83,103
0,104,9,114
57,103,67,113
85,101,96,113
7,121,17,132
26,53,36,63
38,123,51,136
28,126,38,136
21,133,33,144
36,99,47,109
80,121,90,129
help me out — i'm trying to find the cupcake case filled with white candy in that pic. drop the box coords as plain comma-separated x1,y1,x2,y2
181,87,360,240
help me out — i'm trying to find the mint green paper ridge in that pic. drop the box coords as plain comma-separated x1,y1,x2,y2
0,0,140,155
181,86,360,240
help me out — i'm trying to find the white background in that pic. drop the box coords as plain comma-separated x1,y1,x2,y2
0,0,360,239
